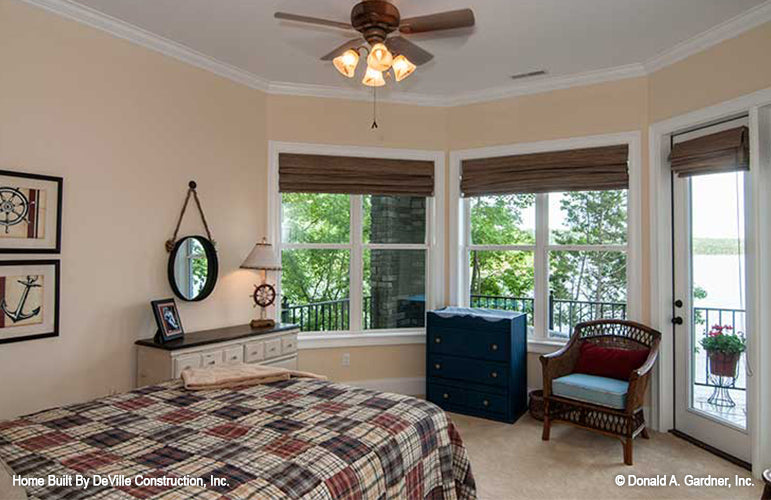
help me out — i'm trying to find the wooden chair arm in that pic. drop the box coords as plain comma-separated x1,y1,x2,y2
540,341,580,396
625,350,659,412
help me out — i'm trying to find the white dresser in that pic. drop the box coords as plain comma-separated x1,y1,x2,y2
135,324,299,387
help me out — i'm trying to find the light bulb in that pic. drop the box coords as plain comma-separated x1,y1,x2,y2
366,43,393,71
362,66,385,87
392,55,416,82
333,49,359,78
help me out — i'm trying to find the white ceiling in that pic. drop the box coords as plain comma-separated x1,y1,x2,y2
67,0,766,98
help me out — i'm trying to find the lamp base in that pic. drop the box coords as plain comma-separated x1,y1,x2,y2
250,319,276,329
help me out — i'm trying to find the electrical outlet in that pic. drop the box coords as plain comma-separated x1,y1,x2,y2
342,353,350,367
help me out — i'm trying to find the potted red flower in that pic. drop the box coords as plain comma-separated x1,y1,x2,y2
699,324,746,378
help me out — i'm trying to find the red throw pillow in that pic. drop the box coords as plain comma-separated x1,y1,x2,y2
574,343,650,381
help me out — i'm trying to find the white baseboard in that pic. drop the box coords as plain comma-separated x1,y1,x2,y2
345,377,425,396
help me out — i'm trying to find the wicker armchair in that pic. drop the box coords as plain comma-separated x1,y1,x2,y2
540,319,661,465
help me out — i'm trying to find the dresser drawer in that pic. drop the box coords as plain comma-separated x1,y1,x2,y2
244,341,264,363
427,382,467,407
201,350,222,368
281,336,297,355
468,391,507,417
428,327,508,362
173,354,202,378
264,339,282,359
428,354,508,388
223,346,243,365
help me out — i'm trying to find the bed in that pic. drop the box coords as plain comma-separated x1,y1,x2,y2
0,378,476,499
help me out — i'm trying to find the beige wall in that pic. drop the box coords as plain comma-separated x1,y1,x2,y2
0,0,268,419
2,0,771,418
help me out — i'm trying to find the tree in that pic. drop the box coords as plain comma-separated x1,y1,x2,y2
280,193,350,305
549,190,627,306
468,195,535,302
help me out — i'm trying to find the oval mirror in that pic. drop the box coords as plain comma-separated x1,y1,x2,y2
168,235,218,301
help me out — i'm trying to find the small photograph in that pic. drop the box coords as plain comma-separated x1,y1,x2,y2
0,170,63,253
0,260,60,344
151,298,184,342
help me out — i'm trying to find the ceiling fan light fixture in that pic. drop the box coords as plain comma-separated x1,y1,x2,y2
362,66,386,87
366,42,393,71
392,54,416,82
333,49,360,78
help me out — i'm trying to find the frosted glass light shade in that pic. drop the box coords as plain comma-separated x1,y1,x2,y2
240,239,281,271
333,49,359,78
366,43,393,71
362,66,385,87
392,55,416,82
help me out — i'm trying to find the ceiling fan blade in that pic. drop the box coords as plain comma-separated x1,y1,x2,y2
399,9,475,34
385,37,433,66
274,12,353,30
320,39,363,61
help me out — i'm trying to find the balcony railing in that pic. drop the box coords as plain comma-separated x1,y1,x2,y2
471,292,627,338
693,306,746,391
281,297,372,332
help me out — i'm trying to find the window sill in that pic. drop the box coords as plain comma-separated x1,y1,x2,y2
298,330,426,349
298,329,567,353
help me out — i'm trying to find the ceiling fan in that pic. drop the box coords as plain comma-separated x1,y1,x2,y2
275,1,475,87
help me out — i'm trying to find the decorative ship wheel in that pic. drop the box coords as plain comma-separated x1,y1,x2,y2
252,283,276,309
0,187,29,234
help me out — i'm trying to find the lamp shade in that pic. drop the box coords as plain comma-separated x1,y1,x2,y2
240,239,281,271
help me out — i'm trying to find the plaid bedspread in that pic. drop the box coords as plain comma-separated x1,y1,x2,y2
0,378,476,499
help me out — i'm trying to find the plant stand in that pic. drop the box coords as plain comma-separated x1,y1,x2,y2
706,374,737,408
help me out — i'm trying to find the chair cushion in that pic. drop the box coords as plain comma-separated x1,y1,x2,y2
552,373,629,409
574,342,649,381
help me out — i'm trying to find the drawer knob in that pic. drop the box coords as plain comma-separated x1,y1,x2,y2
435,337,442,344
443,393,449,399
491,372,498,378
208,361,215,365
483,400,489,407
231,356,238,361
491,344,498,351
434,363,441,370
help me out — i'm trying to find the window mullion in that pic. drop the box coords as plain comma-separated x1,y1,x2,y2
350,195,363,332
534,193,549,340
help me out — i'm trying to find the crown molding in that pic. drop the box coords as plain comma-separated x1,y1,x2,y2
266,81,447,107
21,0,270,91
20,0,771,107
643,0,771,73
444,63,647,107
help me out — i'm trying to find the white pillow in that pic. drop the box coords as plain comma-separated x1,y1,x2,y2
0,459,27,500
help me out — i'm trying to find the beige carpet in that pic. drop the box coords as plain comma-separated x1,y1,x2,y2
452,413,763,499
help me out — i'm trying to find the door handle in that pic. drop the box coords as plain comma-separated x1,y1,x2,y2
672,317,683,325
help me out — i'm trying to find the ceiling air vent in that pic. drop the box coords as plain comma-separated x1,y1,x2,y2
510,70,548,80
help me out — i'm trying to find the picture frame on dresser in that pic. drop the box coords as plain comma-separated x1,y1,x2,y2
0,170,63,254
0,260,60,344
151,298,184,343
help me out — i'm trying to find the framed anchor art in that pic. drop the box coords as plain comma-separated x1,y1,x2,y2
0,169,63,254
0,260,60,344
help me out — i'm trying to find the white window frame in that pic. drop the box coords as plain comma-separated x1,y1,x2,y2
268,141,445,349
449,132,643,353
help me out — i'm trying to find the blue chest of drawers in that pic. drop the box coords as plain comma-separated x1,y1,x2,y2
426,308,527,423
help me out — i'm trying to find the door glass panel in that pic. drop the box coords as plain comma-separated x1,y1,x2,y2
689,171,747,429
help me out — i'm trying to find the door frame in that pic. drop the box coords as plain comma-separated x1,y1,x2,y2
649,87,771,477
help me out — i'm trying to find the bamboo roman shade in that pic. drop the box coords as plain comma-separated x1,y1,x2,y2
279,153,434,196
461,145,629,197
669,126,749,177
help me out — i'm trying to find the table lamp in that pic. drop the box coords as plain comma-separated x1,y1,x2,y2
241,237,281,328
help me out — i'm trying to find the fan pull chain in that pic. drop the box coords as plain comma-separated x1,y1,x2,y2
371,86,378,129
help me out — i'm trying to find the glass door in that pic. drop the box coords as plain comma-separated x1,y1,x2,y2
673,166,750,462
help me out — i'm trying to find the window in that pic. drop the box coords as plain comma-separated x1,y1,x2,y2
280,193,430,333
467,189,628,339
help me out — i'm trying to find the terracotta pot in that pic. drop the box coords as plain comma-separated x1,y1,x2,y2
708,352,741,378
